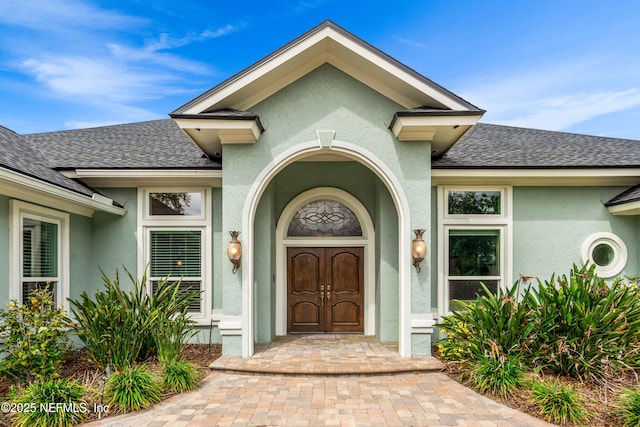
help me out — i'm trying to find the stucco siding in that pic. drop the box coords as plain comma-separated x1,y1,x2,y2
68,214,94,301
513,186,639,282
92,188,138,288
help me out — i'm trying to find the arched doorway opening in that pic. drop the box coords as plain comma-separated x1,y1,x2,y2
275,188,375,335
242,139,412,357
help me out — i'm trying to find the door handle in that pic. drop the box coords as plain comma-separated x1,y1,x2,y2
326,284,331,300
320,284,325,306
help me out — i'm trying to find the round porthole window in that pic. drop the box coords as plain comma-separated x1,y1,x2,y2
580,232,627,278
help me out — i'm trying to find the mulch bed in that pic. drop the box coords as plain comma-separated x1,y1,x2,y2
432,345,637,427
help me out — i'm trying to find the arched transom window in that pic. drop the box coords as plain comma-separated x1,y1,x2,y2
287,199,363,237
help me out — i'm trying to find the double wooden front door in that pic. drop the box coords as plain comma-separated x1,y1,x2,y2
287,247,364,333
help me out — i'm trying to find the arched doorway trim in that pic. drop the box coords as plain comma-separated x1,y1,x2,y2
241,139,412,357
275,187,375,336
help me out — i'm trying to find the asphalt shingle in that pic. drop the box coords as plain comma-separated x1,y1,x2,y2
24,119,220,170
433,123,640,169
0,125,95,197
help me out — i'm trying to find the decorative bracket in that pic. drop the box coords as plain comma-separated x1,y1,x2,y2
316,130,335,149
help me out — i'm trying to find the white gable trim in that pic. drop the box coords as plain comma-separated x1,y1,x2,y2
177,23,474,115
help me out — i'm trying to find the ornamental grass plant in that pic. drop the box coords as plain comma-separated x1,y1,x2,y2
530,380,590,425
10,378,87,427
469,353,525,398
620,389,640,427
163,359,200,393
104,366,162,412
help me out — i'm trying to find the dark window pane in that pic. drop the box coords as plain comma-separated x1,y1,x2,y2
287,200,362,237
449,230,499,276
592,243,614,267
448,191,501,215
449,280,498,311
149,192,202,216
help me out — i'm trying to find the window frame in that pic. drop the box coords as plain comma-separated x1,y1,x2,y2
438,186,512,315
580,232,627,278
10,201,69,307
138,188,212,324
444,188,507,220
143,188,206,222
444,225,505,311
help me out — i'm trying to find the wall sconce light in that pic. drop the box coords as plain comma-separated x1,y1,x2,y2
227,231,242,274
412,229,427,272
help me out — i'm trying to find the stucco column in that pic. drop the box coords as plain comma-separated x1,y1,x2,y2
218,145,250,357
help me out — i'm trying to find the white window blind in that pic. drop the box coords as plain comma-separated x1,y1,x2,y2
149,230,203,314
21,218,59,304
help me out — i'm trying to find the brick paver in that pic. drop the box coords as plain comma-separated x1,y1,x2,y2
83,336,555,426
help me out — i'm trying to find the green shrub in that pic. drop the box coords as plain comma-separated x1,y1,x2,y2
0,288,71,382
620,389,640,427
163,359,200,392
11,378,86,427
531,264,640,382
151,281,198,365
438,281,537,362
68,268,200,371
105,366,162,412
530,380,589,425
469,354,524,398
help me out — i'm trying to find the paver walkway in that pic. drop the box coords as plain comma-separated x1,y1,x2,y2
84,336,555,426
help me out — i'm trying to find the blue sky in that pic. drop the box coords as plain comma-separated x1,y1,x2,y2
1,1,639,140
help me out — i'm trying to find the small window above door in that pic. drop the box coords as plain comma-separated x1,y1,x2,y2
287,199,362,237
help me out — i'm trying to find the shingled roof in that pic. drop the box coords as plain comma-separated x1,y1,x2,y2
0,125,95,197
24,119,220,170
433,123,640,169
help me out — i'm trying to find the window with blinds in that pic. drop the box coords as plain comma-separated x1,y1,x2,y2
21,218,59,304
149,230,203,314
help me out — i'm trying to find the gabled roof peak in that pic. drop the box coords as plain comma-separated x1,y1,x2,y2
172,20,482,116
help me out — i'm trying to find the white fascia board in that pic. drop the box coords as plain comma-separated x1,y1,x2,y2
181,26,472,114
181,31,331,115
432,168,640,186
63,169,223,188
608,201,640,215
324,31,469,110
0,168,125,217
68,169,223,179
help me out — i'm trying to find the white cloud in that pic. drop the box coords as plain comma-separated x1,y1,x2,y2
0,0,143,31
107,44,212,75
22,56,173,102
393,36,429,49
459,60,640,132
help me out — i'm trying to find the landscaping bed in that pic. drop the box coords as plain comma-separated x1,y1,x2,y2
436,264,640,426
0,270,222,427
0,344,221,427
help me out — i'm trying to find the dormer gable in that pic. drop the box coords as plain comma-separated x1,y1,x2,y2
170,20,484,158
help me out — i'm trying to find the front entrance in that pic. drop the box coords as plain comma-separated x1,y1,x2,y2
287,247,364,333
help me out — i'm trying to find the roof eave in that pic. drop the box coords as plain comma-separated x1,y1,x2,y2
0,167,126,217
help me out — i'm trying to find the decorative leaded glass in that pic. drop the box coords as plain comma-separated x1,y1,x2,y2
287,200,362,237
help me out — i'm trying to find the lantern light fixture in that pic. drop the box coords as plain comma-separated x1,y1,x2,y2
227,231,242,274
412,229,427,272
